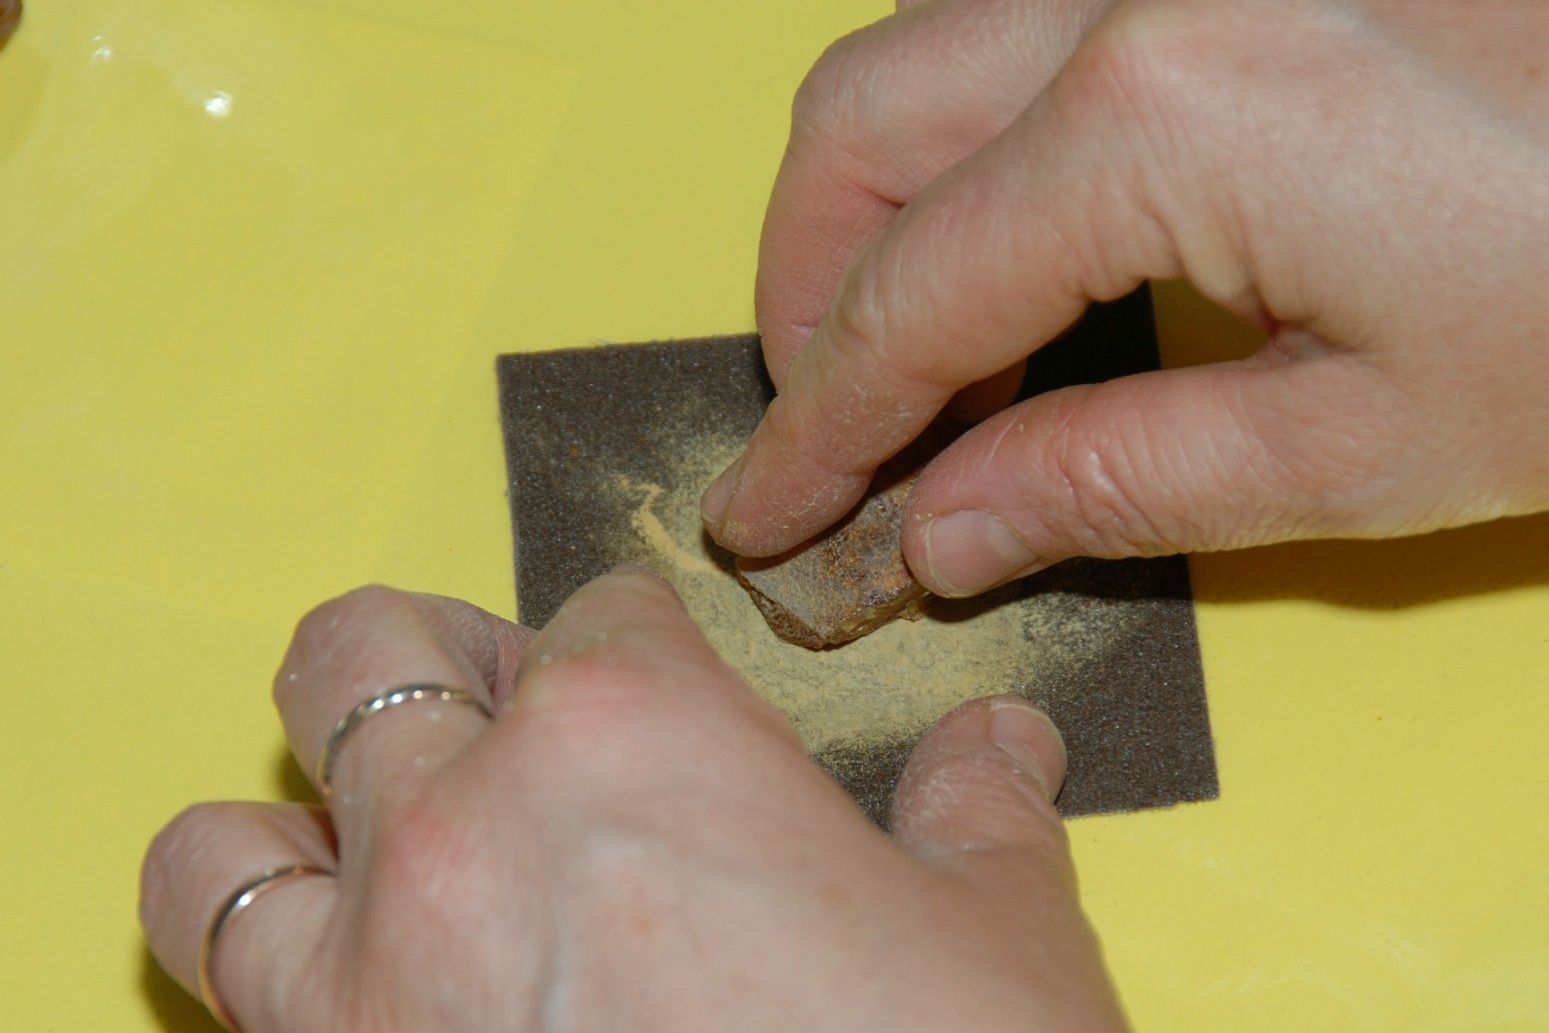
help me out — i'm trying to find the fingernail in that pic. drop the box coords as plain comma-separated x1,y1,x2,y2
923,509,1042,597
989,699,1066,801
700,455,743,526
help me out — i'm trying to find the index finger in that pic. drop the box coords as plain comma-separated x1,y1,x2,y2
704,170,1076,557
508,566,795,738
702,10,1185,558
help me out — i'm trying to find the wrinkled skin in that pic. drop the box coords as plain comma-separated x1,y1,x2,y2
702,0,1549,598
141,572,1127,1032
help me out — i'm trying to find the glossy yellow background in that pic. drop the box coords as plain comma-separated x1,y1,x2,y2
2,1,1546,1030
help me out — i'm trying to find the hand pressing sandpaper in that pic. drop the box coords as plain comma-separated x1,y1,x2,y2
496,289,1218,823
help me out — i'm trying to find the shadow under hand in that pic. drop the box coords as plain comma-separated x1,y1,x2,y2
1192,512,1549,609
270,743,320,804
139,750,319,1032
140,947,223,1033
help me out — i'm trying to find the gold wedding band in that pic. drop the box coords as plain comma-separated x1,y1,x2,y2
315,685,493,796
198,863,334,1031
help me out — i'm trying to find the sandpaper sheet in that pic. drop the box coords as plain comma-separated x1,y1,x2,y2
497,290,1217,822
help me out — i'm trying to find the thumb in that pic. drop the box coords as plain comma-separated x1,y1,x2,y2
901,351,1387,596
893,698,1131,1032
891,696,1074,894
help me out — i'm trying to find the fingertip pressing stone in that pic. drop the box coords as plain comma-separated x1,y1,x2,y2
732,429,955,649
735,472,929,649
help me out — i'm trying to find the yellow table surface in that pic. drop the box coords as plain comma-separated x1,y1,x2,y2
3,1,1547,1029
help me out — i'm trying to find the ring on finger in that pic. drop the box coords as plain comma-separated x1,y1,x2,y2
316,684,493,797
198,863,335,1031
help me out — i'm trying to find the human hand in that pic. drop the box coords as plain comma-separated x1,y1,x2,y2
702,0,1549,597
140,570,1128,1032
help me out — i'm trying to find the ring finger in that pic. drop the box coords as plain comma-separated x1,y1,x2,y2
272,587,528,820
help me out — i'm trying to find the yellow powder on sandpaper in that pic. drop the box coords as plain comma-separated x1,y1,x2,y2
611,438,1118,754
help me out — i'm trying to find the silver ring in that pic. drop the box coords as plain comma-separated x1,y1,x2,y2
315,685,493,795
198,863,334,1031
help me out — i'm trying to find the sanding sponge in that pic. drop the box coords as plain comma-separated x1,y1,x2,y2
496,289,1219,823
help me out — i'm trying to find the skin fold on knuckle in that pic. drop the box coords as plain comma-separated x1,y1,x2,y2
1013,393,1172,557
788,28,893,182
404,594,524,679
822,252,902,384
519,637,652,707
815,232,954,410
1046,1,1256,284
276,584,413,702
518,629,735,743
1065,0,1239,123
593,567,685,618
140,803,218,928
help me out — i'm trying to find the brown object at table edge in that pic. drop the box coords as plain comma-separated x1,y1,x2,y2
0,0,22,48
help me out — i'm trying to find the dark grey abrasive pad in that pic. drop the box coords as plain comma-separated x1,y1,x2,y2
497,289,1217,822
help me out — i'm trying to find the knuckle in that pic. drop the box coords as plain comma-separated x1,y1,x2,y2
827,258,889,367
787,23,917,191
141,802,229,921
1064,1,1203,123
825,253,926,392
598,567,681,611
148,801,228,862
1049,2,1264,300
516,676,666,787
277,584,421,704
825,221,966,395
355,794,492,983
557,570,683,631
366,790,472,907
1031,393,1169,555
790,31,871,146
519,644,667,729
516,648,792,785
292,584,404,644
